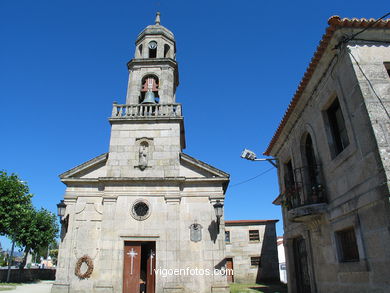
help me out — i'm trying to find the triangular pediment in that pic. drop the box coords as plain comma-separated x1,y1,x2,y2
179,153,229,179
59,153,108,179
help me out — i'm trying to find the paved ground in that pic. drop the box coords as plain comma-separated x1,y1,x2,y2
9,281,53,293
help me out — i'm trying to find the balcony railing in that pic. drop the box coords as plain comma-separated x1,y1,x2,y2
111,103,182,119
283,165,326,211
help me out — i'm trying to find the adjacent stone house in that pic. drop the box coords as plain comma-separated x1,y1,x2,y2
224,220,279,284
265,16,390,293
52,13,230,293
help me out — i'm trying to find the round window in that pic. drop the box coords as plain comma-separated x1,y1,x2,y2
131,200,151,221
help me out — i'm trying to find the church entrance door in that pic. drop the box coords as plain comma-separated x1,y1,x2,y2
123,241,156,293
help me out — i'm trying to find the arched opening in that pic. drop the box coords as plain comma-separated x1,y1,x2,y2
164,44,170,58
138,44,143,57
148,41,157,58
299,133,323,204
140,75,159,103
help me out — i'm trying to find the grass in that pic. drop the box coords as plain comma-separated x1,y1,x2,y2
230,283,287,293
0,283,18,291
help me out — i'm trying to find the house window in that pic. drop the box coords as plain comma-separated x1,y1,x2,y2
335,227,359,262
326,98,349,156
385,62,390,77
249,230,260,241
250,256,261,266
284,160,295,191
225,231,230,243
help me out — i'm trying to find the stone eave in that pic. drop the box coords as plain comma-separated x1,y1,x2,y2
127,58,179,88
272,193,283,206
180,153,230,178
225,219,279,226
59,153,108,179
60,176,229,185
108,116,184,123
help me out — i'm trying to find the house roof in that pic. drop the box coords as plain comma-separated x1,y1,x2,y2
264,16,390,156
225,219,279,226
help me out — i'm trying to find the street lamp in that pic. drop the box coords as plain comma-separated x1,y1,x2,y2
240,149,278,167
213,200,223,233
57,200,66,219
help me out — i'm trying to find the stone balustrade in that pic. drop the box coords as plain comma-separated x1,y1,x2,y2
111,103,182,118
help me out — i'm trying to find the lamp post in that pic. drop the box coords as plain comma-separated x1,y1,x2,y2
213,200,224,234
240,148,278,167
57,200,66,220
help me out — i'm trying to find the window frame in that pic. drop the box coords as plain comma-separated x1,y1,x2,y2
225,230,231,243
335,227,360,263
249,230,260,242
250,256,261,267
325,97,350,157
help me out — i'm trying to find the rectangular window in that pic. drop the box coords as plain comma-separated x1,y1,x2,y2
284,160,295,190
335,227,360,262
326,98,349,156
225,231,230,243
250,256,261,266
249,230,260,241
384,62,390,78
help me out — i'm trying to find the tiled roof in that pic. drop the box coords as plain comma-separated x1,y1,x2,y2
225,219,279,226
264,16,390,156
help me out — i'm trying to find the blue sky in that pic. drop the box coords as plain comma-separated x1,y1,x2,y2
0,0,388,250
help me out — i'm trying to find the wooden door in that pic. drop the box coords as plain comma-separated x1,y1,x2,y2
146,244,156,293
225,258,234,283
123,242,141,293
293,237,311,293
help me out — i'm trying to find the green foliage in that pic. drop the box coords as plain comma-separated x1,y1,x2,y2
15,208,59,254
0,171,59,269
0,171,33,238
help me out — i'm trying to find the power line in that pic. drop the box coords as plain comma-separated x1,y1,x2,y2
230,167,274,188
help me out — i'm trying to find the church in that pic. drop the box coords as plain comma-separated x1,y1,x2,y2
52,13,231,293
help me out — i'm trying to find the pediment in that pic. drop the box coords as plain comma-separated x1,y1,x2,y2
59,153,108,179
179,153,229,179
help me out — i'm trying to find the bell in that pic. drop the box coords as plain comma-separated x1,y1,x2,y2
142,90,156,104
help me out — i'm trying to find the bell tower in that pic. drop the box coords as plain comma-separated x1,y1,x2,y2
107,12,185,178
126,12,179,105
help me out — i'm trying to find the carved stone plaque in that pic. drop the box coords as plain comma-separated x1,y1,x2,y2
189,223,202,242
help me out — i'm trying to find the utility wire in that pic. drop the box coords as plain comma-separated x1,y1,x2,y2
335,12,390,49
230,167,274,188
348,50,390,120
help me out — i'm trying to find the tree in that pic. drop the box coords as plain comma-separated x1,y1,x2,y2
14,208,59,269
0,171,32,237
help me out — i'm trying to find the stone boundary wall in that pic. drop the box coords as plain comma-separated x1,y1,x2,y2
0,268,56,283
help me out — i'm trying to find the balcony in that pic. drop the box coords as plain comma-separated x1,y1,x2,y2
283,165,327,222
111,103,182,119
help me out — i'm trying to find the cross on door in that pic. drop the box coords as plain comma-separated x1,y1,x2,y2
127,248,138,275
149,249,155,275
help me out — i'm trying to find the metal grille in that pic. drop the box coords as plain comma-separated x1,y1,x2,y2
336,227,360,262
250,257,261,266
134,202,149,217
249,230,260,241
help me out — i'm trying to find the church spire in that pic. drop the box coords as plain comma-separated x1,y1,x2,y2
155,12,161,25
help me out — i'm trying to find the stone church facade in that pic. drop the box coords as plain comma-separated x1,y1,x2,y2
266,16,390,293
52,14,230,293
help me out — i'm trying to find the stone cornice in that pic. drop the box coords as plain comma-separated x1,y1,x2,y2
61,176,229,185
59,153,108,179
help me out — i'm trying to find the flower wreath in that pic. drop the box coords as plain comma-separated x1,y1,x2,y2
74,255,94,279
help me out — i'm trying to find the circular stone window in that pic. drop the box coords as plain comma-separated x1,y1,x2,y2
131,200,151,221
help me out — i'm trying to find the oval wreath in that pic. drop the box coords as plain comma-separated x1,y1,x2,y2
75,255,94,279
